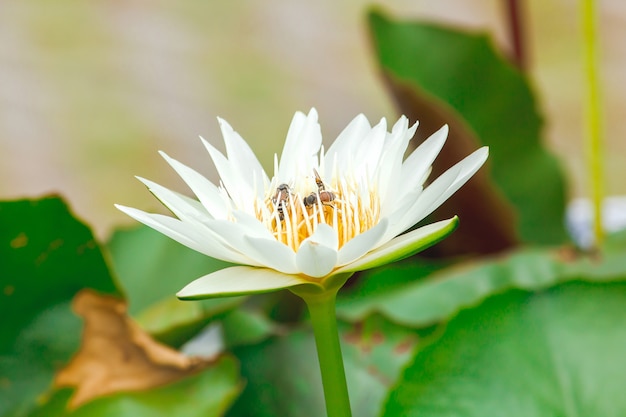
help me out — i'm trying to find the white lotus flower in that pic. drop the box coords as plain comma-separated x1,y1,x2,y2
116,109,488,299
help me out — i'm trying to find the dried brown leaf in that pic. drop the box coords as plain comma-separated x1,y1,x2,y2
55,289,213,409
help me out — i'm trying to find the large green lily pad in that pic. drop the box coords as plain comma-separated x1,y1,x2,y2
368,10,568,246
0,197,119,417
383,281,626,416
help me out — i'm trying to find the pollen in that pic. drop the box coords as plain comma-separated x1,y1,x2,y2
257,175,381,252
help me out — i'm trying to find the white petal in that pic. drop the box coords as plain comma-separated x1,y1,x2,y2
277,109,322,181
159,151,229,219
231,210,276,240
354,118,387,179
136,177,210,221
324,114,372,177
419,146,489,214
384,146,488,240
305,223,339,250
296,242,338,278
386,124,448,217
392,115,417,138
401,124,448,187
379,187,424,238
202,220,298,274
244,235,299,273
374,119,417,211
279,111,306,176
337,218,389,266
165,190,209,216
295,224,339,278
337,217,459,274
177,266,316,299
218,117,269,197
114,205,254,265
200,137,254,213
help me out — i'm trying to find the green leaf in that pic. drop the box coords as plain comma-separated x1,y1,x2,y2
107,225,242,344
337,234,626,326
337,258,447,323
383,281,626,416
368,10,568,245
221,308,277,348
1,198,244,416
133,294,242,347
29,355,242,417
0,197,120,417
227,315,418,417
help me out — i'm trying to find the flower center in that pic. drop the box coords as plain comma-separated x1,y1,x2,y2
256,175,381,252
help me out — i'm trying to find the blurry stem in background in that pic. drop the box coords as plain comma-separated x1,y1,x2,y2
581,0,604,246
504,0,526,70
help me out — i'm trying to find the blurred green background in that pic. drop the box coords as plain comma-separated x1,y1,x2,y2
1,0,624,238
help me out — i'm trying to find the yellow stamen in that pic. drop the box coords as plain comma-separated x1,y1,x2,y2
258,178,380,252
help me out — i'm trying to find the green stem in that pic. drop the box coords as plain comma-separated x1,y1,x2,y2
582,0,604,246
302,290,352,417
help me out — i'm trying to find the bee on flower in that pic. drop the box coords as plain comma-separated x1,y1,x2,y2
116,109,488,298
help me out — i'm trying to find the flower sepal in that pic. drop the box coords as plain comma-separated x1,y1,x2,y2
176,265,321,300
335,216,459,274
